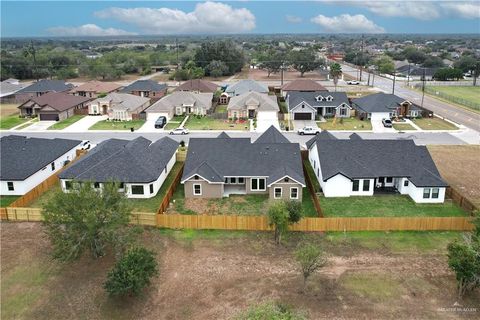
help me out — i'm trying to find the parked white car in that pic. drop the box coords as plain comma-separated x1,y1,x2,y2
169,127,189,135
347,80,360,85
297,126,320,135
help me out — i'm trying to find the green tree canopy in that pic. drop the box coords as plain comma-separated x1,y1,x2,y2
288,49,324,77
194,41,245,76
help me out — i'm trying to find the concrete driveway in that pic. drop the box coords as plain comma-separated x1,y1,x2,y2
292,120,318,131
21,120,56,131
62,115,107,132
371,119,395,133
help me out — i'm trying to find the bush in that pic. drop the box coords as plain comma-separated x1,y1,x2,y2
104,247,158,297
285,200,303,224
236,301,306,320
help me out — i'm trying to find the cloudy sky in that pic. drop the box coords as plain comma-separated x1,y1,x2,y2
1,1,479,37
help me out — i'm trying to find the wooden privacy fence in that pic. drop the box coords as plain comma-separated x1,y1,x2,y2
446,187,478,215
300,150,323,217
157,164,184,214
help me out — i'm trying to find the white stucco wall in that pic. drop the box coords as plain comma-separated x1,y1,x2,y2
1,147,79,196
408,185,446,203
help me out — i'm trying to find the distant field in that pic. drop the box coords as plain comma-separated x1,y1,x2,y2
426,86,480,113
0,104,19,117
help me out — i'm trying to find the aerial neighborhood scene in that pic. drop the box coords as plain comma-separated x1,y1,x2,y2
1,1,480,319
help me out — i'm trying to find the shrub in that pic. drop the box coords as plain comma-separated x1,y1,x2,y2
236,301,306,320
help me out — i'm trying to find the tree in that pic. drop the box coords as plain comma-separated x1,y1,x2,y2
194,41,245,76
329,63,342,92
267,202,290,245
403,46,427,64
104,247,158,297
258,50,285,77
289,49,324,77
206,60,229,78
433,68,464,81
42,182,137,261
295,243,327,292
422,56,444,68
454,55,480,86
285,200,303,224
374,55,395,75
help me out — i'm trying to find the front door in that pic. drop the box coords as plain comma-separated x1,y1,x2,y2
248,109,255,119
378,177,385,187
102,105,108,114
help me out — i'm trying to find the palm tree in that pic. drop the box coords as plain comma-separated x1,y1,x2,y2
329,63,342,92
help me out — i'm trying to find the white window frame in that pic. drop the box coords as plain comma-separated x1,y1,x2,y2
251,178,266,191
193,184,202,195
290,187,299,200
423,188,431,199
274,187,282,199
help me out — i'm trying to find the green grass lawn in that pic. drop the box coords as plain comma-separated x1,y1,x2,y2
0,196,20,207
215,105,228,113
47,115,85,130
317,117,372,131
428,86,480,112
0,114,30,130
89,120,145,130
27,186,60,208
184,116,249,130
128,163,183,212
319,195,467,217
303,160,321,193
302,188,318,217
393,123,416,131
412,117,458,130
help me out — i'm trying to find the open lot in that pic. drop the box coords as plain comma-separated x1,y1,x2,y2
317,117,372,131
428,145,480,207
0,104,29,129
412,117,458,130
2,222,478,320
0,103,20,117
89,120,146,130
184,116,249,131
427,86,480,113
47,115,85,130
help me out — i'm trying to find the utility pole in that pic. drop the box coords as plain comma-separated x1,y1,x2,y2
359,35,364,82
175,37,179,71
280,62,284,86
392,71,396,95
371,68,375,87
367,70,371,86
421,68,426,108
406,63,411,86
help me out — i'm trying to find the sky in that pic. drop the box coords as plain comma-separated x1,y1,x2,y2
1,1,480,37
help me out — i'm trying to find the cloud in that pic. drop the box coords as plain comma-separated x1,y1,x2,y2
47,24,136,36
94,2,256,34
441,1,480,19
286,15,302,23
311,14,385,33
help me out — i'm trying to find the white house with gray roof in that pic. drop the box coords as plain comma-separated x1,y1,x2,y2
224,80,268,97
59,137,178,199
287,91,352,120
227,91,279,120
307,132,447,203
0,135,81,196
145,91,213,121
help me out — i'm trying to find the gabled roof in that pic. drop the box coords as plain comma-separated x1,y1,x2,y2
287,91,350,111
349,133,363,140
0,135,81,181
91,93,150,111
309,135,447,187
146,91,213,113
182,136,305,186
17,79,73,94
0,80,26,97
306,131,336,148
254,126,289,144
352,93,421,113
225,80,268,96
227,91,279,112
174,79,218,93
282,79,327,92
70,80,122,93
19,92,91,112
217,132,231,139
120,80,167,93
59,137,178,183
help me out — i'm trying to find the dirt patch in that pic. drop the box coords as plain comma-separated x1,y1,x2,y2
0,104,20,117
247,68,327,81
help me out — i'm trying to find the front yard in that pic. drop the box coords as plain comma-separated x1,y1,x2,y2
393,123,416,131
89,120,145,130
412,117,458,130
317,117,372,131
184,116,249,131
0,114,29,130
319,195,467,217
47,115,85,130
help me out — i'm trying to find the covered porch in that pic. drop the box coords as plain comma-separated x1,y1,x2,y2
223,177,247,197
373,177,402,195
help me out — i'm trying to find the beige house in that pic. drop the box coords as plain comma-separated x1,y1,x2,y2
70,80,122,98
227,91,279,119
145,91,213,121
88,93,151,121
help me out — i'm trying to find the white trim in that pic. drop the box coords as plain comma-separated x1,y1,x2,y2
274,187,283,199
181,173,223,184
290,101,316,112
336,102,352,110
267,175,306,187
251,178,267,191
290,187,299,199
193,183,202,195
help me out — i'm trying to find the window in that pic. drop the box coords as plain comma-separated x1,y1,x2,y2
423,188,431,199
290,187,299,199
352,180,360,192
194,175,199,180
230,177,236,184
51,162,55,171
386,177,393,183
164,166,167,174
150,184,154,194
131,185,144,195
274,187,282,199
238,178,245,184
7,182,14,191
193,184,202,195
404,180,409,187
119,182,125,190
340,108,347,116
65,181,73,190
93,182,100,189
363,179,370,192
313,160,316,169
284,177,290,183
432,188,439,199
251,178,266,191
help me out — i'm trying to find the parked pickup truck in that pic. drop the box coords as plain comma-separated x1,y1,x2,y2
297,126,320,135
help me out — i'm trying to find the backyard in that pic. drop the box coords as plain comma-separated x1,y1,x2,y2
319,195,467,217
0,196,20,207
412,117,458,130
47,115,85,130
317,117,372,131
2,222,478,320
89,120,145,130
184,116,249,131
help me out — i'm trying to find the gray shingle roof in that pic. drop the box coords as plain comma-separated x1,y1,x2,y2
59,137,178,183
146,91,213,113
309,134,447,187
217,132,231,138
254,125,290,144
225,80,268,96
17,80,73,94
0,135,81,181
182,134,305,186
306,131,336,148
227,92,279,112
287,91,350,111
352,93,421,113
120,80,167,93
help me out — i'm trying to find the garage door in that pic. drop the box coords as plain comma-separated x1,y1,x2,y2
294,112,312,120
39,113,59,121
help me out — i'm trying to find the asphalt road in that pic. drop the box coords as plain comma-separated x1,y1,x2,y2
340,64,480,132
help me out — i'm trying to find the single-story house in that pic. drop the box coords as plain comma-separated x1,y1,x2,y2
70,80,122,98
120,80,167,100
395,65,437,81
145,91,213,121
0,135,82,195
281,79,327,97
287,91,352,120
307,132,447,203
174,79,218,93
221,80,268,104
181,126,305,200
352,93,423,120
227,91,279,120
88,93,151,121
0,79,26,103
59,137,178,199
15,79,73,103
18,92,91,121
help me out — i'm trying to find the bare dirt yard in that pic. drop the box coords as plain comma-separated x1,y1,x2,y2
247,68,327,82
428,145,480,207
2,222,479,320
